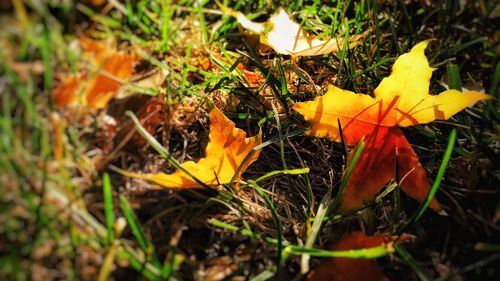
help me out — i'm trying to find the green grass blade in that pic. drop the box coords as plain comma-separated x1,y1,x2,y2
287,244,390,259
76,3,121,28
119,195,160,267
180,42,193,95
475,243,500,252
300,137,364,272
250,267,276,281
446,63,462,91
1,84,15,152
249,180,284,269
209,218,279,244
489,61,500,96
119,195,148,252
395,243,432,281
254,168,310,183
330,138,366,214
287,63,317,92
116,247,161,281
195,0,208,44
98,243,118,281
301,185,332,273
274,58,289,97
398,129,456,233
103,173,115,244
40,22,53,109
273,103,288,171
209,219,391,259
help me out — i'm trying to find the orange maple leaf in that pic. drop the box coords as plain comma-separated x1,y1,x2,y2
121,107,262,189
308,232,408,281
54,37,137,109
293,41,490,212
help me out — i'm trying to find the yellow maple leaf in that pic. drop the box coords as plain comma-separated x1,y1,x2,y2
121,107,262,189
293,41,490,211
224,6,365,57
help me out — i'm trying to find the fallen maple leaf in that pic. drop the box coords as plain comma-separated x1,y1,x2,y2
121,107,262,188
308,232,407,281
224,6,365,57
54,37,137,109
293,41,490,212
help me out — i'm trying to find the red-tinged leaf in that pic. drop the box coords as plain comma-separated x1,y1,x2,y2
308,232,396,281
293,41,491,212
340,125,440,212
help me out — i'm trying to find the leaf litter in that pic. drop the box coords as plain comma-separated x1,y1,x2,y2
1,1,499,281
